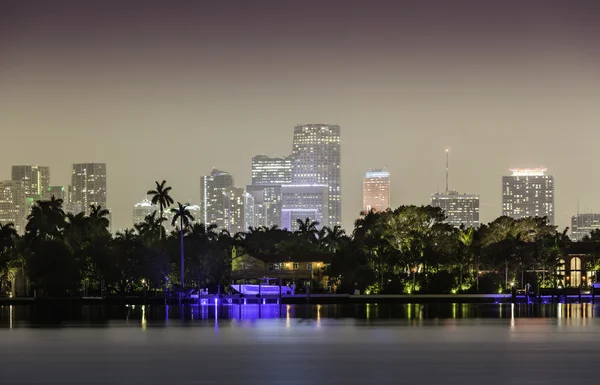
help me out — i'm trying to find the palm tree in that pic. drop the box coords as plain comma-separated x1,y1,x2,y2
320,225,347,252
147,180,174,240
171,202,194,289
295,218,319,241
26,197,65,240
88,205,110,232
135,210,166,242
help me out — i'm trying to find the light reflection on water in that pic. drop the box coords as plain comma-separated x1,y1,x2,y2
3,302,600,329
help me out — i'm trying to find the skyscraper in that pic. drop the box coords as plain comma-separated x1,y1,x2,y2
362,169,391,212
246,154,291,228
132,198,157,227
502,168,554,224
251,155,292,185
291,124,341,226
70,163,107,214
281,184,329,231
0,180,26,233
431,191,480,228
200,169,235,226
571,213,600,241
43,185,68,203
11,165,50,202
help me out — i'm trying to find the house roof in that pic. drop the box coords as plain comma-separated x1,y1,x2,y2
252,253,334,264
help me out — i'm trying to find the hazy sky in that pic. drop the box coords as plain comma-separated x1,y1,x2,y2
1,0,600,232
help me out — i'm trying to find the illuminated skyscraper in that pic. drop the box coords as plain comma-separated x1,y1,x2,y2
251,155,292,185
71,163,107,214
246,154,291,228
281,184,329,231
43,185,68,203
502,168,554,224
362,169,390,212
291,124,341,226
200,169,234,226
431,191,480,228
0,180,26,233
11,165,50,201
571,213,600,241
132,198,157,227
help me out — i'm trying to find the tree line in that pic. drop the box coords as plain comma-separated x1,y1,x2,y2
0,180,598,297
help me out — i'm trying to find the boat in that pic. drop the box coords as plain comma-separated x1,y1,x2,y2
231,278,293,295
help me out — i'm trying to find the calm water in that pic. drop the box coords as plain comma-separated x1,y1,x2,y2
1,303,599,384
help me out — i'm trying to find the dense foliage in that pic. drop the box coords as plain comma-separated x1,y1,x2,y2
0,181,594,297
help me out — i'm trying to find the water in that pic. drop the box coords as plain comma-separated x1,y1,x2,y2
1,303,599,384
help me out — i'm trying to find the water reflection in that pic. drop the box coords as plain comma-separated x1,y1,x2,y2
1,302,600,328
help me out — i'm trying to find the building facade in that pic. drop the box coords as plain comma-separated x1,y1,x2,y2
571,213,600,241
251,155,292,185
281,184,329,231
431,190,480,228
245,155,291,229
362,169,390,212
43,185,69,203
132,198,157,227
502,168,554,224
200,169,235,226
71,163,107,214
291,124,341,227
11,165,50,202
0,180,26,234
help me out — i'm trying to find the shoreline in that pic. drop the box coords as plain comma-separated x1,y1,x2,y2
0,292,593,305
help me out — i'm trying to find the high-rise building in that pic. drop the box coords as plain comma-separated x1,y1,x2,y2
246,185,283,228
281,184,329,231
133,198,157,227
221,187,255,234
502,168,554,224
200,169,235,226
431,191,480,228
11,165,50,201
43,185,69,203
246,155,292,229
251,155,292,185
571,213,600,241
0,181,26,234
71,163,107,214
291,124,341,227
362,169,391,212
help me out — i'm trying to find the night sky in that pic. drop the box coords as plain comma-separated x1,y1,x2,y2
1,0,600,231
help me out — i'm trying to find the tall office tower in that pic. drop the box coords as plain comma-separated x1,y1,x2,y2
200,169,235,226
291,124,341,227
220,187,254,234
71,163,107,214
431,191,480,228
246,185,283,228
43,185,69,203
502,168,555,224
0,181,26,234
362,169,391,212
132,198,157,227
251,155,292,185
11,165,50,204
245,155,292,228
571,213,600,241
281,184,329,231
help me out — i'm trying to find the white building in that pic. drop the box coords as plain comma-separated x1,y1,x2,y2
281,184,329,231
502,168,555,224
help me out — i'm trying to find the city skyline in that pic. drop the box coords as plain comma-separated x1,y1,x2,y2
2,1,600,232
